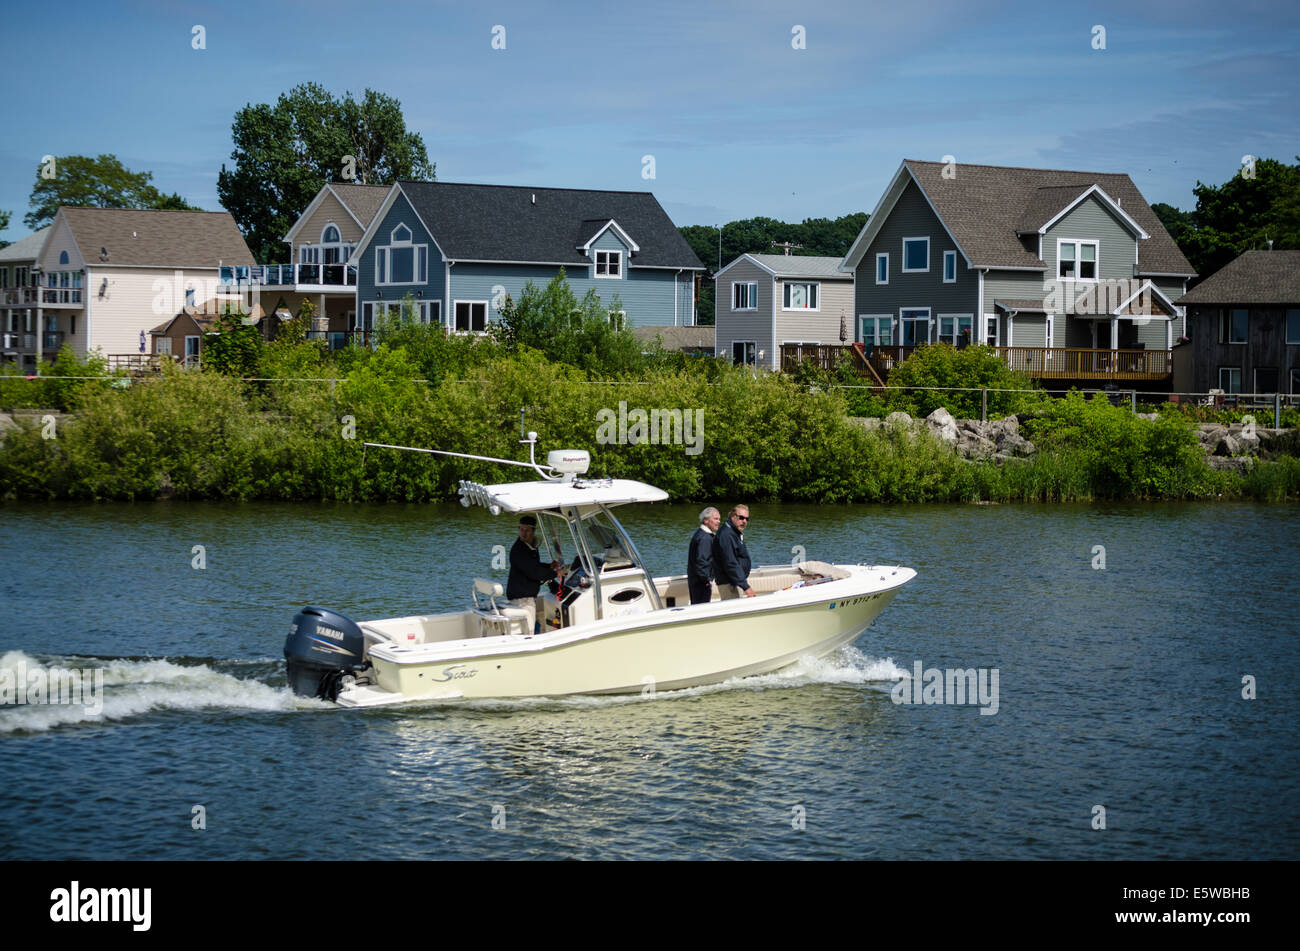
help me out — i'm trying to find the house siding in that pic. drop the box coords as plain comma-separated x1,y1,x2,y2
775,277,854,344
853,179,977,332
37,217,85,272
83,266,223,359
354,193,445,318
292,190,368,259
715,258,775,366
1185,304,1300,394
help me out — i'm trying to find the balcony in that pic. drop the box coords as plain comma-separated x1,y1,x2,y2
219,263,357,289
40,287,83,307
304,329,375,349
1,287,42,306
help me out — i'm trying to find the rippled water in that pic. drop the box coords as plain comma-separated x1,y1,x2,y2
1,500,1297,859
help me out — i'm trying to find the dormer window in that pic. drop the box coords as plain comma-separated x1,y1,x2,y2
322,224,341,244
391,223,412,243
1058,240,1098,280
59,250,70,265
595,250,622,278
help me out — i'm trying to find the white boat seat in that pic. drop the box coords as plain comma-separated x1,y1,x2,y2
472,606,530,638
473,578,505,599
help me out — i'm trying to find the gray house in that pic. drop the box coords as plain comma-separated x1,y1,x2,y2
714,253,854,368
840,160,1196,385
1176,250,1300,395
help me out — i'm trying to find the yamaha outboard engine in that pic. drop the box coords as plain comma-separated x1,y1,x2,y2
284,607,369,700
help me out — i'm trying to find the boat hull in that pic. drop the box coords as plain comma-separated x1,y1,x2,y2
338,565,913,707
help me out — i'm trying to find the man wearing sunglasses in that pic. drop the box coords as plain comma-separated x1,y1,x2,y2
715,505,755,599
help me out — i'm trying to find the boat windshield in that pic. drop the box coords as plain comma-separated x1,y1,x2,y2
574,510,635,573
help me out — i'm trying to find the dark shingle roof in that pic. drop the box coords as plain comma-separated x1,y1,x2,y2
904,160,1194,276
1016,185,1092,233
60,207,254,268
1177,250,1300,305
398,182,704,269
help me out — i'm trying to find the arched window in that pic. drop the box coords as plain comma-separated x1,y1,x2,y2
59,250,69,265
321,224,341,244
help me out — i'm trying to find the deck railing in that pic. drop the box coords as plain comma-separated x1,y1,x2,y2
779,343,1173,382
219,263,357,288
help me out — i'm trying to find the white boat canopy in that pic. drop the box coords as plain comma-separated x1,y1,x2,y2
458,478,669,515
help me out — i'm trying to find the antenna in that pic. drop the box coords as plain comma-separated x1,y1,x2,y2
771,240,803,256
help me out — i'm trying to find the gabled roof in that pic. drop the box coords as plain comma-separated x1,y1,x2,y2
842,160,1193,276
282,183,390,244
576,218,640,253
717,252,852,282
1176,250,1300,305
0,227,51,262
54,207,254,269
374,181,703,269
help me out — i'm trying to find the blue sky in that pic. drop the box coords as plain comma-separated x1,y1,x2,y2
1,0,1297,247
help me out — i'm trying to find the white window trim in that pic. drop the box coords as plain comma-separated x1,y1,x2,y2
858,314,893,346
983,314,999,347
899,306,932,345
937,313,975,346
594,249,623,279
732,339,757,365
1218,366,1241,394
453,299,490,334
1045,313,1054,350
390,223,412,244
902,237,930,274
732,281,757,311
1057,238,1099,282
875,253,889,285
943,250,957,283
781,281,820,312
375,240,429,286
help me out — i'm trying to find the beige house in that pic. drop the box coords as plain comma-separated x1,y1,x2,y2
220,183,388,347
714,253,855,369
14,207,254,366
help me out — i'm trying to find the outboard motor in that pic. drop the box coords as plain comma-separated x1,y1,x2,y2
284,607,369,700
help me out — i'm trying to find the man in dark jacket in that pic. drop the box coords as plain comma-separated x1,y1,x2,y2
507,515,564,633
715,504,755,599
687,507,721,604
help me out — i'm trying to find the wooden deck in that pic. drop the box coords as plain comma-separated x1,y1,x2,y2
779,343,1173,382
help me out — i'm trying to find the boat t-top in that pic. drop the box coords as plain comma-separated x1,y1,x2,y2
284,434,915,706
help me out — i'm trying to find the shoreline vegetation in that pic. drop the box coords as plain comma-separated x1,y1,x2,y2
1,283,1298,504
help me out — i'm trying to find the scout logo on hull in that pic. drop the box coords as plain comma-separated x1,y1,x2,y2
431,665,479,683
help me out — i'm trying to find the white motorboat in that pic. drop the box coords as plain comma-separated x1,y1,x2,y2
284,437,915,707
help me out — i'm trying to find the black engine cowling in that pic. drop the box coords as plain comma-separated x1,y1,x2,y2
284,606,369,700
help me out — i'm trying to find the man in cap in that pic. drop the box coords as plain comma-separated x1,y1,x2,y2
507,515,565,633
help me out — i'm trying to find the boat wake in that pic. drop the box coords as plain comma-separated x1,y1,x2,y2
0,650,324,734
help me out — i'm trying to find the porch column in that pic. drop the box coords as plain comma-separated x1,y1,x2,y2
35,303,43,363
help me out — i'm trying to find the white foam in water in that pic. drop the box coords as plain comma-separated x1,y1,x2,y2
0,650,318,733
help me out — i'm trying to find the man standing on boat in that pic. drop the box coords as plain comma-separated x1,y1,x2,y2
715,505,755,599
507,515,564,633
687,507,721,604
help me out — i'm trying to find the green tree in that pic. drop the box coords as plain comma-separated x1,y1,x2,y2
1158,157,1300,280
24,154,199,229
202,306,264,377
218,83,434,262
494,270,644,375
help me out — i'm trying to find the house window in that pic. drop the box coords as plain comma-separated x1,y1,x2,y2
16,267,29,287
1058,240,1098,280
859,316,893,347
1218,367,1241,393
875,253,888,285
900,308,930,346
595,250,621,278
732,282,757,310
454,301,488,332
938,315,973,346
1254,368,1278,394
184,335,201,366
1291,368,1300,394
59,250,69,265
155,337,172,356
732,340,756,366
608,310,626,329
984,315,999,347
185,287,196,308
0,268,8,288
782,282,819,310
375,224,427,285
1219,309,1248,344
943,250,957,283
902,238,929,273
1287,309,1300,344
